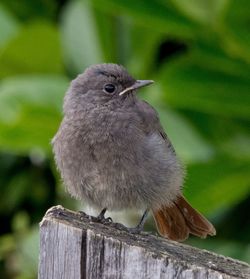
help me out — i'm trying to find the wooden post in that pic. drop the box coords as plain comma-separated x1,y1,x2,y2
39,205,250,279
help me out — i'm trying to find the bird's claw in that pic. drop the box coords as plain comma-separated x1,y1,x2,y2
96,208,113,224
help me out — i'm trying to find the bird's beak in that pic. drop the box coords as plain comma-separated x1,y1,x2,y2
119,80,154,96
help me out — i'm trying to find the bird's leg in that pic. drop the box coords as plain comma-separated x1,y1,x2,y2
114,208,150,234
97,208,107,220
129,208,150,233
135,208,150,232
96,208,113,223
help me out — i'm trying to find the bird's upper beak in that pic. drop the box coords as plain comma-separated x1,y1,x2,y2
119,80,154,96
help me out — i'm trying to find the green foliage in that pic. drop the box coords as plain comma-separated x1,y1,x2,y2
0,75,68,153
0,0,249,278
0,21,64,77
61,1,104,74
159,47,250,118
0,4,19,48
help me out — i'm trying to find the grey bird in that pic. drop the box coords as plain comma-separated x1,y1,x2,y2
52,63,216,241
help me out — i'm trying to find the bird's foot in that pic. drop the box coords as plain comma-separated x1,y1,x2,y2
96,208,113,224
77,209,112,223
78,210,90,219
113,222,144,234
114,208,150,234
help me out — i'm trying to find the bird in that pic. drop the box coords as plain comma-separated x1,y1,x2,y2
52,63,216,241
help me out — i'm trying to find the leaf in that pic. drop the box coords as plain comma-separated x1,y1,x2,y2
0,234,16,259
1,0,57,22
188,239,250,263
15,225,39,278
60,0,103,74
127,26,164,76
0,75,68,153
170,0,228,24
0,172,30,212
191,42,250,80
92,9,119,62
158,107,214,163
91,0,199,38
0,21,64,78
222,133,250,160
142,85,215,163
0,4,20,48
184,159,250,214
93,8,164,74
159,52,250,119
222,0,250,61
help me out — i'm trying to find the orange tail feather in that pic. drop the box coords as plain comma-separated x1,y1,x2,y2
152,195,216,242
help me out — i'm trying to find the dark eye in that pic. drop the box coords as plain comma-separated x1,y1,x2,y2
104,83,116,94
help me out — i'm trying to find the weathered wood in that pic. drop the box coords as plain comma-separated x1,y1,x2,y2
39,205,250,279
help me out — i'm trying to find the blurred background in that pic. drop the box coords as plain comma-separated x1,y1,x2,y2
0,0,250,278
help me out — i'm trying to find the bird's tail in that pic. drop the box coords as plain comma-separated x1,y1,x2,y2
152,195,216,242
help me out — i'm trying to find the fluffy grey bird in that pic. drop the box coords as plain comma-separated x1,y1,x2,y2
52,63,216,241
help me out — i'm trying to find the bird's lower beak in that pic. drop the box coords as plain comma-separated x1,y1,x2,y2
119,80,154,96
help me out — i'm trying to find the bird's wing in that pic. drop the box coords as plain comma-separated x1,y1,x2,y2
137,100,176,153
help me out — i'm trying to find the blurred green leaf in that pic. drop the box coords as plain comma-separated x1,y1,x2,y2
223,0,250,62
0,4,20,49
0,21,64,78
14,226,39,279
158,108,214,163
93,10,118,62
0,172,29,212
159,53,250,119
188,239,250,263
128,26,163,76
170,0,228,24
1,0,57,22
191,42,250,80
60,0,103,74
222,133,250,160
184,159,250,214
0,234,15,261
12,211,30,233
93,10,163,73
143,85,215,163
0,75,68,153
92,0,199,38
184,112,250,161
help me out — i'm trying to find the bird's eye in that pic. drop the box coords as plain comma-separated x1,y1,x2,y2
103,83,116,94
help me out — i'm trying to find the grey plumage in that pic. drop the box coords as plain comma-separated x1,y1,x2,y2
52,63,216,241
52,63,183,211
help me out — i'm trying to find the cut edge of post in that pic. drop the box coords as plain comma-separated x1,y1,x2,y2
39,206,250,279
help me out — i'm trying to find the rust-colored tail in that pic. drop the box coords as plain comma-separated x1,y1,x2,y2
152,195,216,242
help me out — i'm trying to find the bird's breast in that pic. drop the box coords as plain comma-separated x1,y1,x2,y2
53,110,182,210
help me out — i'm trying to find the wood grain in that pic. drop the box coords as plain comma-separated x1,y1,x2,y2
39,205,250,279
